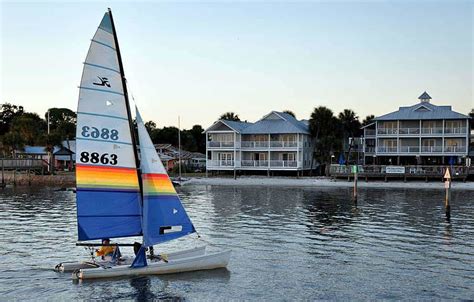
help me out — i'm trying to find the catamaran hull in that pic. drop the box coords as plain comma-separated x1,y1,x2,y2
73,250,231,280
56,246,206,273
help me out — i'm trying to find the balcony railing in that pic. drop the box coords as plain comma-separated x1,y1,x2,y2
373,145,466,154
241,160,268,167
270,160,298,167
399,128,420,135
375,127,467,136
421,146,443,153
241,141,269,148
421,127,443,135
207,160,234,167
207,141,236,148
270,141,297,148
444,146,466,153
444,128,467,134
240,141,298,148
377,128,397,135
399,146,420,153
377,147,398,153
208,160,299,168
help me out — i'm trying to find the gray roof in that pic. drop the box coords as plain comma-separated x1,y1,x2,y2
221,120,251,132
418,91,432,100
207,111,310,134
374,102,469,121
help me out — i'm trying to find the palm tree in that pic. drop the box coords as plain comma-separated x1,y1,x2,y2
362,114,375,127
219,112,240,121
338,109,361,163
309,106,340,175
283,110,296,118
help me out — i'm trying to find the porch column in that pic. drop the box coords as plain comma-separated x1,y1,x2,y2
268,134,271,173
419,120,422,158
296,133,299,169
233,132,237,171
466,119,469,155
375,121,378,154
397,120,400,154
442,119,445,155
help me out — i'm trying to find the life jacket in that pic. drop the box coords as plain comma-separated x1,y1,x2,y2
96,245,115,257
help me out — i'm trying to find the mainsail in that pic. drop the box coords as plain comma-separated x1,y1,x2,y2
75,11,142,240
136,109,195,247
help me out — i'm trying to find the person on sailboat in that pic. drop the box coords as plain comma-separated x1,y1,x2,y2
95,238,116,260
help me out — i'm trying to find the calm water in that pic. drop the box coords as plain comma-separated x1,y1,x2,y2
0,185,473,300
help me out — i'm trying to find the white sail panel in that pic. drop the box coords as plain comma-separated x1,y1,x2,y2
80,66,124,95
78,90,129,119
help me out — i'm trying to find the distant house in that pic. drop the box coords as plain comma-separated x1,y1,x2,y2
361,92,470,165
15,140,76,171
204,111,315,175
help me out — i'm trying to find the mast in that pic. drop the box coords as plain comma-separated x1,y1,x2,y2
108,8,143,197
178,116,182,179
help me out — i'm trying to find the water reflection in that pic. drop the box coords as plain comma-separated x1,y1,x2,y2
129,277,156,301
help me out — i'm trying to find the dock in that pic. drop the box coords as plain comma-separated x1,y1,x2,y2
330,164,471,182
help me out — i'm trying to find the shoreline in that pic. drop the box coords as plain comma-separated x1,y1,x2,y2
0,172,472,191
184,176,474,190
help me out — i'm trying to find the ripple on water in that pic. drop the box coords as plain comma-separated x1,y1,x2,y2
0,185,473,300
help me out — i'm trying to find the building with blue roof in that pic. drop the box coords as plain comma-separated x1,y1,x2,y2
362,92,470,165
205,111,314,174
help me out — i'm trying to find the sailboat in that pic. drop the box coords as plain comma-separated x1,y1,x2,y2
56,9,230,280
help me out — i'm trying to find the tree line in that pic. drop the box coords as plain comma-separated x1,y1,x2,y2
0,103,208,156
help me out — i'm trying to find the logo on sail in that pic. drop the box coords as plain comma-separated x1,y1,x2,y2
93,76,111,87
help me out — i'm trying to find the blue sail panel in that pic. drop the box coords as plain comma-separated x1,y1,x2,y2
142,194,195,247
131,246,148,268
77,190,142,241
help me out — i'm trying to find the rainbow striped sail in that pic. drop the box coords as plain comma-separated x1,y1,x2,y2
136,109,195,247
75,11,142,241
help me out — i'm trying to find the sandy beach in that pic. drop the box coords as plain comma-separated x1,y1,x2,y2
185,176,474,191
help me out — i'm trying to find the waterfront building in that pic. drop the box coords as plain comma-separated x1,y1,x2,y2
205,111,314,174
362,92,470,165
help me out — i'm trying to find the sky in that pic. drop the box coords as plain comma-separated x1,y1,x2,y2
1,0,473,129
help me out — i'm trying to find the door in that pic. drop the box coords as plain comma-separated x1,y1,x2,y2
219,153,233,166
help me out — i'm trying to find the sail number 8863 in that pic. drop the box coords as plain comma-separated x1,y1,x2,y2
80,152,118,165
81,126,119,140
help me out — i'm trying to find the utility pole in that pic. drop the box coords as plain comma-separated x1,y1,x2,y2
47,109,52,174
178,116,182,180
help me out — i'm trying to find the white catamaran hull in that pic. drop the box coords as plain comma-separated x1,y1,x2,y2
73,250,231,280
56,246,206,273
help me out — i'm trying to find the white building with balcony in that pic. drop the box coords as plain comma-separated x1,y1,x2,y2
205,111,314,174
362,92,470,165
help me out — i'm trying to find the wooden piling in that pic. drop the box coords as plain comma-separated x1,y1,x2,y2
352,165,358,202
1,159,4,188
444,167,452,221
